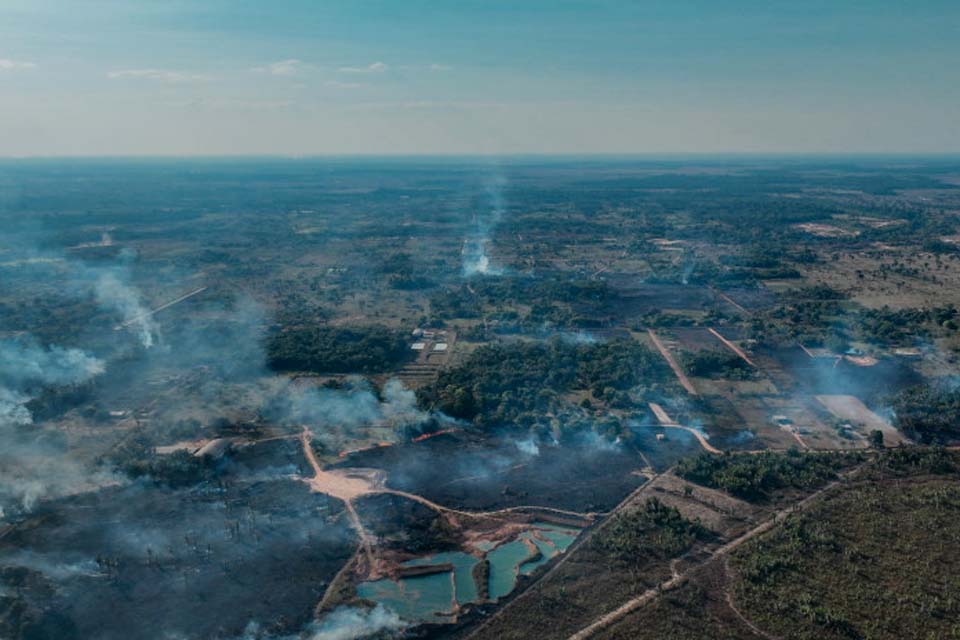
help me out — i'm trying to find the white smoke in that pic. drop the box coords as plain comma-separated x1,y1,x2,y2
2,551,104,580
234,605,405,640
462,173,507,277
306,605,405,640
462,237,496,277
514,436,540,457
579,430,621,452
0,387,33,426
266,377,438,447
557,330,598,345
0,337,113,517
681,250,697,285
95,270,159,348
0,337,106,429
0,337,106,388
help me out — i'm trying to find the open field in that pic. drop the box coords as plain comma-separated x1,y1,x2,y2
590,450,960,640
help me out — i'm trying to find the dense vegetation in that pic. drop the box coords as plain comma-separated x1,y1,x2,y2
415,338,671,430
890,382,960,443
593,498,713,563
869,445,957,476
108,436,220,488
675,451,862,502
731,453,960,640
428,276,614,326
681,350,753,379
853,305,958,344
266,324,409,374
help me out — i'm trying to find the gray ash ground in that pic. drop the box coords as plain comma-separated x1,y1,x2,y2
767,347,922,402
0,476,354,640
353,493,460,553
337,432,665,513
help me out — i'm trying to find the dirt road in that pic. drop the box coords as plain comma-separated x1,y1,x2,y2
648,403,722,454
565,465,865,639
708,327,756,367
647,329,698,396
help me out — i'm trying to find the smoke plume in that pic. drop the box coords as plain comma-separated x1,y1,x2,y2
236,605,405,640
462,173,506,277
0,337,114,517
95,270,159,348
306,605,405,640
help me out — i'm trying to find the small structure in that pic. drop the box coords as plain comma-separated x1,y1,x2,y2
893,347,922,359
432,343,449,352
411,342,426,351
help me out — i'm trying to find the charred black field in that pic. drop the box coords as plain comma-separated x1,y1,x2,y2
3,157,960,640
336,431,651,513
2,476,355,640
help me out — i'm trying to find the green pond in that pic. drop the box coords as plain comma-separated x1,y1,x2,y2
403,551,480,604
356,571,455,623
519,524,579,576
487,539,534,601
358,524,581,620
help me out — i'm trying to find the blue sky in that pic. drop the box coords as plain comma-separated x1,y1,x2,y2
1,0,958,155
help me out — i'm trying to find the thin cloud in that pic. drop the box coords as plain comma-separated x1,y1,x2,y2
106,69,209,83
250,59,302,76
0,59,36,71
429,63,452,72
164,98,294,110
337,61,387,74
324,80,365,90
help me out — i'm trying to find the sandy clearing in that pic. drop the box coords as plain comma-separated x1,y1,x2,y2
814,395,909,447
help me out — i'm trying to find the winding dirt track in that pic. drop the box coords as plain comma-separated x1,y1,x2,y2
722,557,782,640
299,427,599,609
299,429,377,572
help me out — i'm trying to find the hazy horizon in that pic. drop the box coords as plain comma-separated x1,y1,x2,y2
2,1,959,156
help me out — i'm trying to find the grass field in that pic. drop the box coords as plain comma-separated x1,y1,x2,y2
593,450,960,640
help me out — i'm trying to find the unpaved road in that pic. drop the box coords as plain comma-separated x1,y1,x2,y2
708,327,756,367
565,465,865,640
647,329,698,396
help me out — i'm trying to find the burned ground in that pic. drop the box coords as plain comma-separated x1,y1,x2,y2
0,479,355,640
337,432,649,513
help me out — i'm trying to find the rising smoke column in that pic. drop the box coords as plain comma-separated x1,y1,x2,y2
462,173,506,277
93,267,159,348
235,605,405,640
263,377,441,449
0,337,113,517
